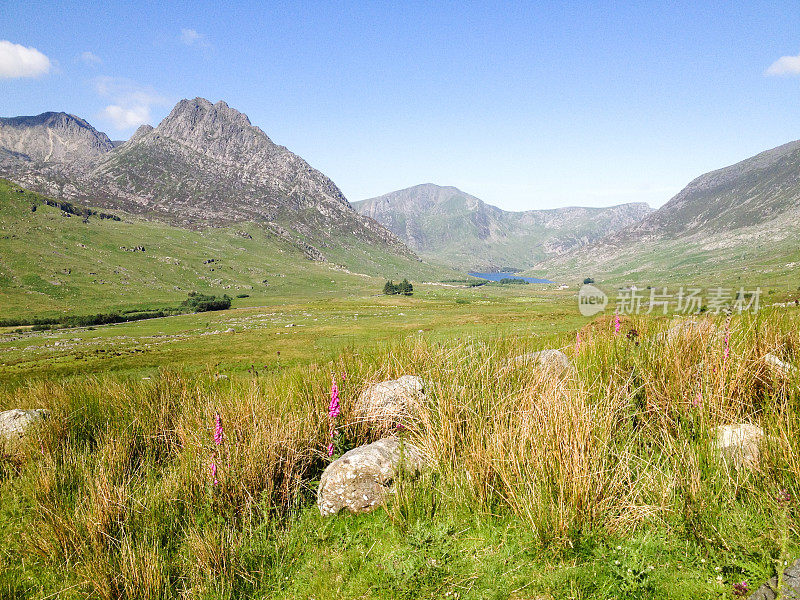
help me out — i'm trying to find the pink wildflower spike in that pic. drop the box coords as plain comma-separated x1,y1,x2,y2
723,314,732,362
614,314,621,336
692,391,702,407
326,376,341,457
210,460,218,486
575,331,581,352
213,413,223,446
328,378,340,420
341,372,347,381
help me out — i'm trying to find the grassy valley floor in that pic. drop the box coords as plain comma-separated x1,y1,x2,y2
1,286,798,599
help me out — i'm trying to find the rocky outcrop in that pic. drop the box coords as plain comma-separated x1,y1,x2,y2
352,375,426,431
748,558,800,599
317,437,426,516
713,424,764,470
0,409,47,449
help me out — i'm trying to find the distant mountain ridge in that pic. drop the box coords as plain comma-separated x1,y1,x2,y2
524,138,800,285
0,99,416,266
354,183,652,271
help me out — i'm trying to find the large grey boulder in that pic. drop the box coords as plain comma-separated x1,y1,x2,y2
713,424,764,470
317,437,426,516
510,349,571,375
0,409,47,449
352,375,426,430
748,558,800,599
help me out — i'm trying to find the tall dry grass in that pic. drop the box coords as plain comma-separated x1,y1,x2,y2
0,310,798,597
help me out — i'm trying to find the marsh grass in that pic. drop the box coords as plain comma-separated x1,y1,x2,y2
1,310,798,598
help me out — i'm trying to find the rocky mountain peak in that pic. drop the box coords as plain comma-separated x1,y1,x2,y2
152,97,272,164
0,111,113,163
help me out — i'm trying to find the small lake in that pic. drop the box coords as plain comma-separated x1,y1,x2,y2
469,272,555,284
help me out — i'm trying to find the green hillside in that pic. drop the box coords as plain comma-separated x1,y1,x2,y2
0,179,453,320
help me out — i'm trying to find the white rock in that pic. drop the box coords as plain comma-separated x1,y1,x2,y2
353,375,426,431
510,349,571,374
0,409,48,448
317,437,426,516
713,423,764,470
764,353,796,378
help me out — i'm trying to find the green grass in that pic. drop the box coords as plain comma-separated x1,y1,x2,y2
1,308,798,599
0,179,455,321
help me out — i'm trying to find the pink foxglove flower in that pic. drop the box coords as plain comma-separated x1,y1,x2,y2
210,460,218,486
723,314,732,361
213,413,223,446
575,331,581,352
692,391,702,407
327,376,341,457
328,379,341,420
614,314,621,336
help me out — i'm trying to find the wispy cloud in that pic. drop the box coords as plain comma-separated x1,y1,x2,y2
80,51,102,66
180,28,210,48
0,40,51,79
95,76,170,132
766,51,800,76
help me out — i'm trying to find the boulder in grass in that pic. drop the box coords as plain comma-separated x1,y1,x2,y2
510,349,571,375
317,437,426,516
0,409,47,449
353,375,425,430
747,558,800,599
763,353,796,379
666,318,718,344
713,423,764,470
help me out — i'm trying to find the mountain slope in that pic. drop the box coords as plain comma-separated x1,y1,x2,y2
353,184,652,271
0,179,450,320
525,140,800,285
0,100,419,270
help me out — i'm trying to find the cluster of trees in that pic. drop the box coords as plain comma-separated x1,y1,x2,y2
181,292,232,312
498,278,528,285
383,279,413,296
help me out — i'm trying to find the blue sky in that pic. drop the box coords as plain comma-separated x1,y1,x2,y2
2,1,800,211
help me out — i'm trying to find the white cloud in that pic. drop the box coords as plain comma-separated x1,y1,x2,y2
766,52,800,76
99,104,151,129
80,51,102,66
180,28,210,48
94,76,170,132
0,40,51,79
